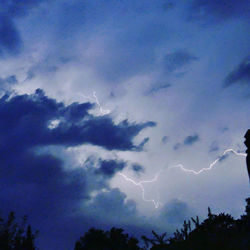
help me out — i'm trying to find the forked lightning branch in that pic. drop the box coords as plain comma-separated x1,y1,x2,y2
83,93,247,209
119,149,247,208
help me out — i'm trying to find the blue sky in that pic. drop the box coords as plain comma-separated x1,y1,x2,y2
0,0,250,249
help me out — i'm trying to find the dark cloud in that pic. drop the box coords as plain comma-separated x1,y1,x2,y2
146,83,171,95
209,141,219,152
164,50,198,72
96,159,126,177
0,159,142,250
0,152,88,213
25,55,72,81
135,137,151,151
160,199,192,225
173,134,199,150
189,0,250,22
131,163,144,174
0,89,155,151
1,0,47,18
0,0,48,55
161,136,169,144
87,188,137,222
76,187,152,247
173,143,181,151
0,74,18,90
184,134,199,146
0,16,21,55
224,56,250,87
0,89,156,249
162,1,175,11
0,145,88,249
218,154,229,163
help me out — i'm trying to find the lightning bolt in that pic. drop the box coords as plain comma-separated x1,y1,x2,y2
78,92,111,115
92,91,111,115
118,148,246,208
170,148,247,175
118,172,162,208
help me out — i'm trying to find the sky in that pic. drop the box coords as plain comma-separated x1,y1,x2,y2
0,0,250,249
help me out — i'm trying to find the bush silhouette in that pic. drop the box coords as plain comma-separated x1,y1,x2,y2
74,227,140,250
142,198,250,250
0,212,37,250
2,199,249,249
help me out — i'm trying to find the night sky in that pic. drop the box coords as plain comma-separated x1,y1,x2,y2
0,1,250,249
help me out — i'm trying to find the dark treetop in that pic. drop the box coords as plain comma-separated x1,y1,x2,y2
244,129,250,180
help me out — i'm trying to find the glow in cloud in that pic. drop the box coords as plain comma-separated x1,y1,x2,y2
119,149,246,208
79,92,111,115
93,91,111,115
48,119,60,129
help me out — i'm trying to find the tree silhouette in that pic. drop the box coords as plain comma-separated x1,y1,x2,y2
244,129,250,180
142,231,168,249
74,227,140,250
142,199,250,250
0,212,37,250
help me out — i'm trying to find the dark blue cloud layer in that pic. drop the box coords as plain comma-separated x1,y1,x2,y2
160,199,192,225
184,134,199,146
209,141,219,152
224,56,250,87
173,134,199,150
0,16,21,55
1,0,46,17
161,136,169,144
189,0,250,22
0,89,155,249
146,83,171,95
96,159,126,177
0,74,18,90
0,89,155,151
0,0,49,55
131,163,145,174
164,50,198,72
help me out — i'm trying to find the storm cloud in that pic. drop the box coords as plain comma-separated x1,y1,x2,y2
96,159,126,177
0,89,155,151
184,134,200,146
173,134,199,150
0,0,49,55
0,74,17,90
189,0,250,22
163,50,198,73
131,163,145,174
160,199,192,225
0,1,249,249
224,56,250,87
0,89,156,249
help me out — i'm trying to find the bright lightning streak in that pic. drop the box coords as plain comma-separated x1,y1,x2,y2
118,172,162,208
170,148,247,175
92,91,111,115
78,92,110,115
118,148,246,208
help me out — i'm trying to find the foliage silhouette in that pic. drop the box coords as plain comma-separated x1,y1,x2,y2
74,198,249,250
0,212,37,250
244,129,250,179
2,130,249,249
142,199,250,250
3,200,249,249
141,231,168,249
74,227,140,250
